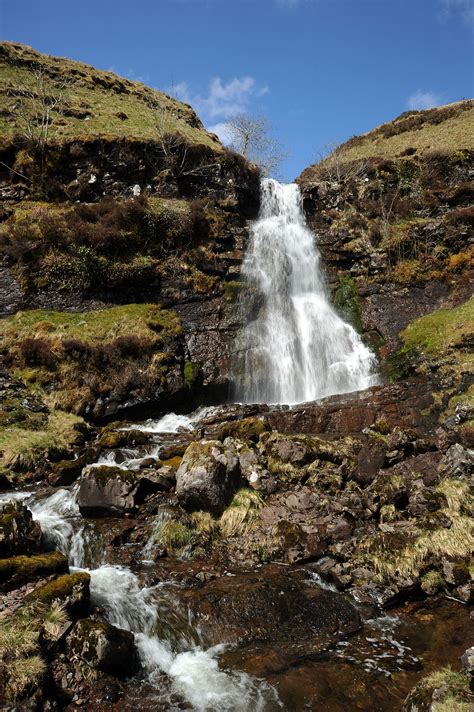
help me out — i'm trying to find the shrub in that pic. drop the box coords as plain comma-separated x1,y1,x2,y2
20,338,57,369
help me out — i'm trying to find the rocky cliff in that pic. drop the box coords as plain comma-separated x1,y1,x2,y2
0,42,260,424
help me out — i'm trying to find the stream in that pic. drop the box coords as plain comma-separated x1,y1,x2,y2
1,406,471,711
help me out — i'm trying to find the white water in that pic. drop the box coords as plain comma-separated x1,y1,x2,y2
236,179,377,405
0,488,280,710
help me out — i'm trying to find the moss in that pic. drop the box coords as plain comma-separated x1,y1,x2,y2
405,666,471,711
184,361,202,390
26,571,90,604
333,276,363,334
385,345,420,382
0,551,68,588
402,297,474,356
217,417,269,443
158,456,182,470
223,280,242,303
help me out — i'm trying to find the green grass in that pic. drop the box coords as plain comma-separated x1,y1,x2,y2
0,409,83,469
402,297,473,356
0,42,221,150
1,303,182,346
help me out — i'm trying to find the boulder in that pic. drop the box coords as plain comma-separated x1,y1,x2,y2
77,465,170,517
176,439,241,514
0,500,42,557
26,571,90,618
179,566,361,657
67,619,140,678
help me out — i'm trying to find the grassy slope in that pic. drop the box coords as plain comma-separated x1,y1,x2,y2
300,100,474,179
0,42,221,149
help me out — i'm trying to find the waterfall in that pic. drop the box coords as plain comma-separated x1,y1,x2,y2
235,178,378,405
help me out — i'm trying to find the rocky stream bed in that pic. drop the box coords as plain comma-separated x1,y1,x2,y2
1,379,473,710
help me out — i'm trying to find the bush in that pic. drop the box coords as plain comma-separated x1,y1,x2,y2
20,338,57,369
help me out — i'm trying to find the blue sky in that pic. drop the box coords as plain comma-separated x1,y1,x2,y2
2,0,473,181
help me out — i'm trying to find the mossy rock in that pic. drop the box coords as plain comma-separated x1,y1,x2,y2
26,571,90,618
0,550,68,591
0,501,40,557
67,618,140,678
216,417,270,443
97,428,149,450
333,276,364,334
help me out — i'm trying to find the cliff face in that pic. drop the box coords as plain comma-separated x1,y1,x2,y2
0,42,260,420
297,102,473,448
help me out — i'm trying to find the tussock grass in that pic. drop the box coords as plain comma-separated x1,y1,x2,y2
219,488,263,537
362,481,473,580
5,655,47,701
0,601,68,701
406,667,473,712
154,518,193,554
0,409,83,469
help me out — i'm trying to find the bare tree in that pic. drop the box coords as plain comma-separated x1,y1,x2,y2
148,98,219,179
9,65,70,177
313,142,368,183
225,114,287,176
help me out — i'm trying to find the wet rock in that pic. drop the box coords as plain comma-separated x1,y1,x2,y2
0,551,68,592
67,619,140,678
180,566,361,656
176,438,241,514
0,500,42,557
461,646,474,676
26,571,90,617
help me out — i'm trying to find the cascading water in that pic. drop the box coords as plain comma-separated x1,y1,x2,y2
235,178,378,405
0,410,281,711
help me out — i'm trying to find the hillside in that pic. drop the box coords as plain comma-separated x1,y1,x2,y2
301,100,474,181
0,42,220,149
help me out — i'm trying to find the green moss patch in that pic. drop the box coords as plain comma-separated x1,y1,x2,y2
0,551,68,590
402,297,473,356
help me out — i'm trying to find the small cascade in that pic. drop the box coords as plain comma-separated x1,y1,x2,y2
235,178,378,405
6,486,280,711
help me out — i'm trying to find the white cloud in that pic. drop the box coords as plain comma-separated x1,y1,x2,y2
169,76,269,120
407,90,441,110
438,0,474,25
207,122,236,144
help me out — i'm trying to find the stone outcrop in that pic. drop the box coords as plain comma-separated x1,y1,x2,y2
176,438,241,513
